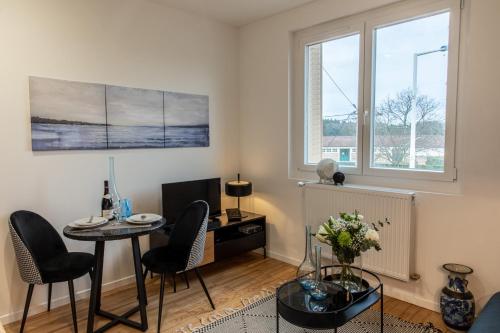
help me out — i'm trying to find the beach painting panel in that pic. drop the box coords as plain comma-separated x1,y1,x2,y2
29,77,107,150
29,77,210,151
106,86,164,149
163,92,209,148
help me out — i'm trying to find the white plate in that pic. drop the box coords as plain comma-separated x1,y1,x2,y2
70,217,108,229
125,220,152,227
75,216,108,226
127,213,162,224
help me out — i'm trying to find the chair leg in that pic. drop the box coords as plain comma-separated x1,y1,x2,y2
172,272,176,293
47,283,52,312
195,268,215,310
20,284,34,333
68,280,78,333
157,273,166,333
183,271,190,289
143,268,149,280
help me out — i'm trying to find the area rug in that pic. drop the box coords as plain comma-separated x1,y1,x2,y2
184,294,441,333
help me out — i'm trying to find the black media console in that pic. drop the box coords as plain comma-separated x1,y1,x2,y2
149,211,266,266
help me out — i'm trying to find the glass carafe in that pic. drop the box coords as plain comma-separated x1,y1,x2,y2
108,157,122,221
297,225,316,290
309,245,328,301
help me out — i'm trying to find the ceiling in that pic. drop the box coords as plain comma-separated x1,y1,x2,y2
150,0,317,27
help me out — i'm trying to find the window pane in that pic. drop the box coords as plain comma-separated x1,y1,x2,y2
371,12,450,171
305,33,360,167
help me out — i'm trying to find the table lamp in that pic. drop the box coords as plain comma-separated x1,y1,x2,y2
225,173,252,221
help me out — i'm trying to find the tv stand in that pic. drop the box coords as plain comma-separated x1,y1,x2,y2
149,211,266,265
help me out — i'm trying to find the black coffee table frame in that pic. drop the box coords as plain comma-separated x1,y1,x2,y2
276,265,383,333
64,219,166,333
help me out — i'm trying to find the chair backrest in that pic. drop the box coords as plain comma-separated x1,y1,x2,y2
9,211,68,284
168,200,209,271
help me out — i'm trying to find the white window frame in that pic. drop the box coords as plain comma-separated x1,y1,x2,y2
292,18,365,175
291,0,460,182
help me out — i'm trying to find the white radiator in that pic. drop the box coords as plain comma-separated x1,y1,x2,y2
303,183,415,281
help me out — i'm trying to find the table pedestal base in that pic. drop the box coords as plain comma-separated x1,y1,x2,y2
86,237,148,333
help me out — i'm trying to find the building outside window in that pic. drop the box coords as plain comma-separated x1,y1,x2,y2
340,148,350,162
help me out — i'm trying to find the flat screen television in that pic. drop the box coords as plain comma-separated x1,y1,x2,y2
162,178,221,224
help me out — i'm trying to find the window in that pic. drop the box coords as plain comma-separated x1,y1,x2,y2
305,33,361,169
371,13,449,172
293,0,460,181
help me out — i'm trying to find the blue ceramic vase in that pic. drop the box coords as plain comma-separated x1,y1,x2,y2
440,263,475,331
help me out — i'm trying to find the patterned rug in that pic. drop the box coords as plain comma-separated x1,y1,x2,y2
190,294,441,333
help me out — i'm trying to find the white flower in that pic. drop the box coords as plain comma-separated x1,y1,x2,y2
357,214,364,221
315,232,327,244
316,224,331,244
365,229,380,242
315,233,332,246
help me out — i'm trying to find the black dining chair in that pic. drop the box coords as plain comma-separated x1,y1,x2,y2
141,200,215,333
9,211,95,333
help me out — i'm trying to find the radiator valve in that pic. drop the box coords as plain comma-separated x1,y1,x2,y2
410,273,421,281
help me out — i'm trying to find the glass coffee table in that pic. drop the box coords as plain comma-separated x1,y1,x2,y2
276,265,384,333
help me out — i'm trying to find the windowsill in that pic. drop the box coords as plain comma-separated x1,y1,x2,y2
290,168,461,195
300,182,415,199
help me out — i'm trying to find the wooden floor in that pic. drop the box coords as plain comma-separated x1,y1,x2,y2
5,253,450,333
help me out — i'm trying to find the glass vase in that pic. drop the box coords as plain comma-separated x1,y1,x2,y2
309,245,328,301
337,255,365,293
296,225,316,290
108,157,122,221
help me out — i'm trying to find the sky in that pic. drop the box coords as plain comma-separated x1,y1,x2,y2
320,11,450,123
30,77,106,124
30,77,209,127
106,86,164,126
163,92,209,126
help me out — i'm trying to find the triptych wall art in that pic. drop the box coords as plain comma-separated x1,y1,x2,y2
29,77,209,151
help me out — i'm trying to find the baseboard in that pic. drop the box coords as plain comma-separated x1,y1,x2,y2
382,284,440,312
0,274,136,325
266,250,302,267
266,250,440,313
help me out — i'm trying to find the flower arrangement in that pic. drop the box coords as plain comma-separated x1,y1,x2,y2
316,211,389,263
315,211,390,291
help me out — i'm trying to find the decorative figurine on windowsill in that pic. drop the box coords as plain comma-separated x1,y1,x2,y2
333,172,345,185
316,158,337,184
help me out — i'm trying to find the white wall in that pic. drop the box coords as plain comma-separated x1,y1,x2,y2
0,0,239,323
240,0,500,312
2,0,500,324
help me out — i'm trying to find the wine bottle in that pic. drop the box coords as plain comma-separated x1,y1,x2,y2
101,180,114,220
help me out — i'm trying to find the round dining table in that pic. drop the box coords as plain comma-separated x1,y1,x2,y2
64,218,166,333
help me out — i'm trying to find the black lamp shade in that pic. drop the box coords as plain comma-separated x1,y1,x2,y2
225,180,252,197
